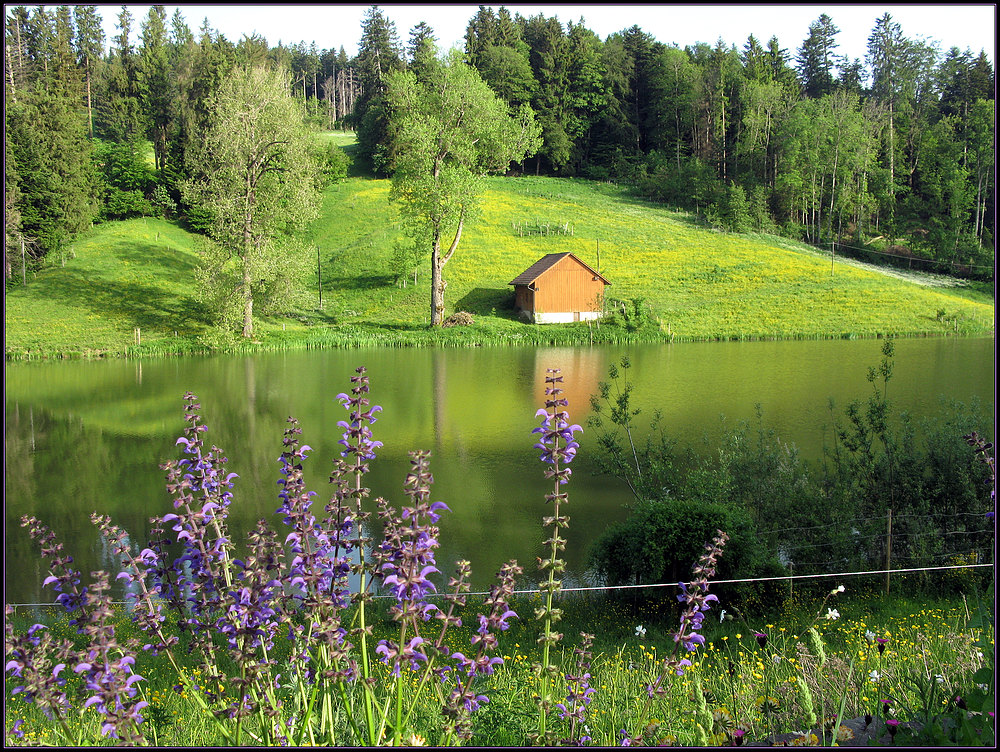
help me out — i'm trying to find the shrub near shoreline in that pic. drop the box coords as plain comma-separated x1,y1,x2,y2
5,368,995,746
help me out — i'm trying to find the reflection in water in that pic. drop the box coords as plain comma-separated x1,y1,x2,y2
433,350,445,451
4,338,994,606
532,348,607,417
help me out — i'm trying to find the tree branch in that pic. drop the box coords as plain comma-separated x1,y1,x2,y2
441,208,465,266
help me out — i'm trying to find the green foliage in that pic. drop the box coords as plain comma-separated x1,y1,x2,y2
826,340,994,579
636,155,724,212
352,6,404,175
4,6,994,279
150,184,177,219
386,49,542,325
710,183,753,233
94,140,158,220
588,356,681,501
312,141,352,188
890,586,995,746
603,297,656,332
748,185,776,232
5,89,99,259
585,346,994,601
588,496,777,590
182,65,321,337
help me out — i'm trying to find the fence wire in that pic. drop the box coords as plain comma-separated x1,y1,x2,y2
5,562,994,608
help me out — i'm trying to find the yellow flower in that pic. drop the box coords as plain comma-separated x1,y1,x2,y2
789,732,820,746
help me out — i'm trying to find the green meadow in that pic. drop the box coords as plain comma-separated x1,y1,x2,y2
5,586,993,746
4,138,994,360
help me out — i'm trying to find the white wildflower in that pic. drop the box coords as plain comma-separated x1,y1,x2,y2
720,609,727,623
865,630,877,643
824,608,840,621
830,585,845,595
869,670,881,683
635,625,646,638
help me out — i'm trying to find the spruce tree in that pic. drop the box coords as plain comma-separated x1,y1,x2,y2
354,5,403,174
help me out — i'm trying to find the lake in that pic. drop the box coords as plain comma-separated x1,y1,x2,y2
4,337,994,607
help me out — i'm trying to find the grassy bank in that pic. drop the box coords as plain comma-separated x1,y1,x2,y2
6,587,992,746
5,168,994,361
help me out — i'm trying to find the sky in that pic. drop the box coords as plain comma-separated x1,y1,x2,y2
91,3,995,68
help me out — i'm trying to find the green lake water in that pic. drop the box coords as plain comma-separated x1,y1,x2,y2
4,337,994,607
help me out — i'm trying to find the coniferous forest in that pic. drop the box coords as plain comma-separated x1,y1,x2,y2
5,5,995,283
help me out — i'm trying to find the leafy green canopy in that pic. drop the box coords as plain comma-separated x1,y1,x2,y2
181,65,321,337
385,48,541,325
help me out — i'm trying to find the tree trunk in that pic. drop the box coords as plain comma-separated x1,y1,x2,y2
429,212,464,326
242,259,254,337
6,42,17,103
242,207,254,338
430,239,445,326
86,63,93,138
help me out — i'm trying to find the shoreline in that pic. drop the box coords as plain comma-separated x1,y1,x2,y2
4,326,995,364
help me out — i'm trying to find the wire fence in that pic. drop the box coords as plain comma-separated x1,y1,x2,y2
6,510,992,609
5,562,994,608
828,240,994,278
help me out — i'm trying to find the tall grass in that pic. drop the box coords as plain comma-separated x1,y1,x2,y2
6,588,992,746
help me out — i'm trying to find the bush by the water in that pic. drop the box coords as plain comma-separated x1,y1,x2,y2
588,497,783,596
584,344,995,606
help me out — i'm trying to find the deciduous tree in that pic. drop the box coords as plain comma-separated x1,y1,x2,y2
181,65,320,338
385,49,541,326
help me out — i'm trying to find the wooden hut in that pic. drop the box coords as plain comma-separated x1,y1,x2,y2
508,252,610,323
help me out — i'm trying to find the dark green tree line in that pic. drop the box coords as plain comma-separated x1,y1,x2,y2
5,5,994,280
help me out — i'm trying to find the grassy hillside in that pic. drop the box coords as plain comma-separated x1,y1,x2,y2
311,175,994,336
4,157,994,359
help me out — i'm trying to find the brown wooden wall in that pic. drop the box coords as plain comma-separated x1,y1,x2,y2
533,256,605,313
515,285,534,312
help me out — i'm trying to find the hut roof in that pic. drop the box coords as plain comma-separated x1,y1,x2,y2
508,253,610,286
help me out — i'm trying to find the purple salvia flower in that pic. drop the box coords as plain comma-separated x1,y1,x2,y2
4,605,74,723
375,451,448,680
158,393,238,646
443,561,523,742
533,368,581,745
219,520,284,657
963,431,996,516
558,632,597,746
672,531,729,657
335,366,384,465
275,417,341,607
8,719,25,739
91,514,178,657
627,530,728,743
67,572,148,743
335,368,382,642
20,516,88,625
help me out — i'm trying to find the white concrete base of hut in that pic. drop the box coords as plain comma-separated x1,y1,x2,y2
525,311,605,324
